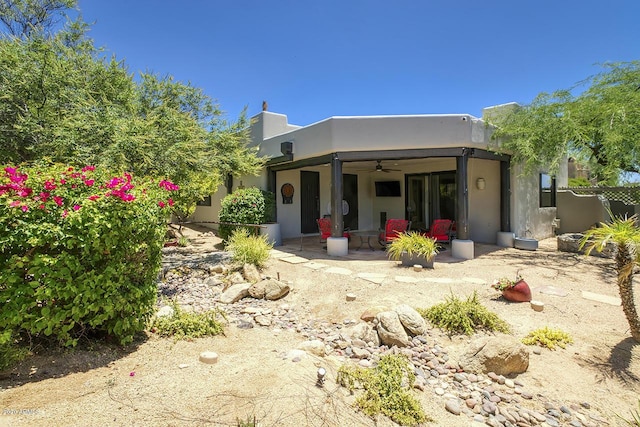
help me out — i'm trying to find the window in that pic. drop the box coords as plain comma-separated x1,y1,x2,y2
197,195,212,207
539,173,556,207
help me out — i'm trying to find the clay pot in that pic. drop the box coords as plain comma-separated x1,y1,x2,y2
502,279,532,302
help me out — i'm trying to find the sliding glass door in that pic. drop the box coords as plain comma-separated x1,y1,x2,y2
406,172,456,231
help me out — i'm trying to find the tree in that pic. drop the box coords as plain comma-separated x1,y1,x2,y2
0,0,77,38
488,61,640,185
0,22,263,219
580,215,640,342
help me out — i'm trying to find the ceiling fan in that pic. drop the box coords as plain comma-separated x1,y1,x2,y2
370,160,400,173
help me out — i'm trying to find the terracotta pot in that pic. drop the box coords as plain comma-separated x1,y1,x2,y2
502,279,532,302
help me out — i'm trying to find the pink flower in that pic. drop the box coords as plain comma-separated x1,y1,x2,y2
4,166,16,175
73,205,80,211
84,179,94,187
53,196,64,206
39,192,50,202
60,179,66,185
44,181,56,191
17,188,33,197
62,210,68,218
88,195,100,201
38,204,45,209
159,180,179,191
167,198,174,206
9,200,21,207
158,201,165,208
21,205,28,212
81,165,95,172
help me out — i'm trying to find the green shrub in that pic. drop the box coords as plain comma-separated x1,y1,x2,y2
0,331,29,371
386,231,440,261
0,163,177,346
337,354,429,426
218,187,266,241
418,291,510,335
522,326,573,350
149,303,226,340
225,228,273,268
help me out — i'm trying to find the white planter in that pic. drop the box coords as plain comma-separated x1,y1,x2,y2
496,232,515,248
260,223,281,247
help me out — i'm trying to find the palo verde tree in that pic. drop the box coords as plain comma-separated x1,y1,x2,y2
0,5,263,219
488,61,640,185
581,215,640,343
0,0,77,39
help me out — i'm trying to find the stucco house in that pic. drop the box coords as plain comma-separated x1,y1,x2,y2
191,104,568,258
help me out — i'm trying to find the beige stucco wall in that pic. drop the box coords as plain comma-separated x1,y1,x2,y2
556,190,610,234
468,158,501,243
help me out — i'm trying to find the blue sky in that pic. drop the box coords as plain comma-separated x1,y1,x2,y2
75,1,639,126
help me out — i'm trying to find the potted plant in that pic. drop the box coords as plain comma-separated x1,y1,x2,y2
386,231,440,268
491,275,532,302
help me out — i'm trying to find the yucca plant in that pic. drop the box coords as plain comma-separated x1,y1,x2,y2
580,214,640,343
386,231,440,262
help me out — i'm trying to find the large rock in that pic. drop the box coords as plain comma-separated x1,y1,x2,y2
459,336,529,376
249,278,290,300
349,322,381,347
242,263,262,283
375,311,410,347
298,339,326,357
360,305,390,322
219,283,251,304
394,304,427,336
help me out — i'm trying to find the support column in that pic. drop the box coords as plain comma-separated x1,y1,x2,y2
500,159,511,232
453,149,474,259
328,154,348,256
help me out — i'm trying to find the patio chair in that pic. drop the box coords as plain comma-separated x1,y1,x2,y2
378,219,411,247
423,219,453,243
316,218,350,243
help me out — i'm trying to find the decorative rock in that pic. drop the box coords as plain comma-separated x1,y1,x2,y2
413,264,423,272
445,399,461,415
242,263,261,283
530,300,545,312
459,336,529,376
264,279,291,300
394,304,428,336
360,305,390,322
375,311,411,347
199,351,219,364
254,315,272,327
219,283,251,304
346,293,357,301
156,305,175,318
349,323,381,347
227,271,245,284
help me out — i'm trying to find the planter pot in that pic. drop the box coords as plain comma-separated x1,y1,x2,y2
400,252,434,269
164,241,178,247
514,237,538,251
502,279,532,302
260,223,282,247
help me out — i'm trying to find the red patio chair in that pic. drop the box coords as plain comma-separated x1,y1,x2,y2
378,219,411,247
316,218,350,242
424,219,453,243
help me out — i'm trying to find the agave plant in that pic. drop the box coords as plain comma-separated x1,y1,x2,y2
580,214,640,343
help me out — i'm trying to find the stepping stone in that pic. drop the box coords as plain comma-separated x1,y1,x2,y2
581,291,621,306
270,250,296,259
303,261,328,270
280,256,309,264
325,267,353,275
356,272,386,284
422,278,455,284
536,285,569,297
395,276,421,283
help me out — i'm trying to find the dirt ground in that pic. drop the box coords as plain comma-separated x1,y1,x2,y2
1,226,639,427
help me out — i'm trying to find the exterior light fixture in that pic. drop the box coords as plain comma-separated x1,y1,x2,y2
476,178,486,190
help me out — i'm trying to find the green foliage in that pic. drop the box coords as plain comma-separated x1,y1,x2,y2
149,303,225,340
618,400,640,427
225,229,273,268
218,187,269,241
177,236,190,247
386,231,440,261
489,61,640,184
418,292,510,335
0,331,30,371
0,163,175,346
491,275,523,291
336,355,429,426
0,0,77,38
568,177,592,187
522,327,573,350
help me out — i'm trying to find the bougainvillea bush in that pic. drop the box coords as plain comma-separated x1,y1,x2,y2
0,163,178,346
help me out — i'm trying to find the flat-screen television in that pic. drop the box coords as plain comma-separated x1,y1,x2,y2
375,181,401,197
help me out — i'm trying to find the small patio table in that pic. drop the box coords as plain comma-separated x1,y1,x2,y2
353,230,380,250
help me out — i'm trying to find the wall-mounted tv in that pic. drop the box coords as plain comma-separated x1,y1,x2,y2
375,181,401,197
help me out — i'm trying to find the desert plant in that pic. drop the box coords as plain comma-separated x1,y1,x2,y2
618,400,640,427
522,326,573,350
149,303,226,340
418,291,510,335
580,214,640,342
386,231,440,261
336,354,429,426
177,236,190,247
225,228,273,268
491,275,524,291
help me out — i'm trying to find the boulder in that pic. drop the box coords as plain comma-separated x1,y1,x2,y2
264,279,290,300
459,336,529,376
298,339,326,357
242,263,262,283
227,271,245,285
375,311,410,347
394,304,427,336
348,322,380,347
360,305,390,322
219,283,251,304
